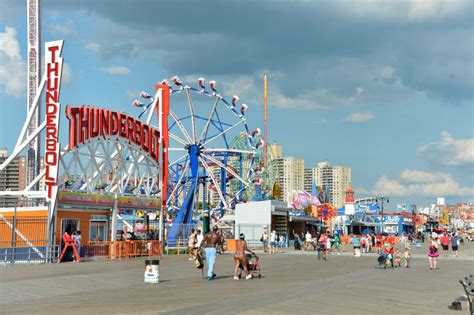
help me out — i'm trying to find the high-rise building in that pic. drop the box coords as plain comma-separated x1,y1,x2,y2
304,161,351,209
0,149,22,207
274,157,304,203
268,143,283,159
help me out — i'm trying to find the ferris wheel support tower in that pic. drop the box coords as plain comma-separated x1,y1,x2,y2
26,0,42,202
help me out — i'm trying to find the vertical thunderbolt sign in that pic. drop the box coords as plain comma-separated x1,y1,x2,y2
44,40,64,219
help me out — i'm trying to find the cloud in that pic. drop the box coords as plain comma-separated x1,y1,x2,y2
343,112,374,123
25,0,472,108
4,1,473,107
373,176,409,196
84,41,100,53
417,131,474,166
341,0,471,22
0,26,26,97
99,66,130,75
372,171,474,197
62,63,72,84
400,170,450,183
47,20,77,36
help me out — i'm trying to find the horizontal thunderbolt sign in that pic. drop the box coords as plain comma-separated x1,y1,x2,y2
66,106,161,162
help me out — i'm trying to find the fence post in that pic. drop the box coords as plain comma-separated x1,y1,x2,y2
11,205,17,266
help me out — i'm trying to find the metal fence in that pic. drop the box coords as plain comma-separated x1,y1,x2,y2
0,215,51,266
0,245,59,266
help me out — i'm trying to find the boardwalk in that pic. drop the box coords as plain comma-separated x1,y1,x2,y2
1,242,473,314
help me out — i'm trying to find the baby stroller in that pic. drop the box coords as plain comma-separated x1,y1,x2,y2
238,253,262,279
376,252,390,269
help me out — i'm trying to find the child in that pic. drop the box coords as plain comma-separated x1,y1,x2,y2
403,247,411,268
394,248,401,267
384,245,394,268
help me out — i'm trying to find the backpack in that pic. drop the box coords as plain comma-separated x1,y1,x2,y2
194,252,204,269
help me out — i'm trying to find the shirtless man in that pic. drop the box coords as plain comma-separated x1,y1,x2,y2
199,225,223,281
234,233,256,280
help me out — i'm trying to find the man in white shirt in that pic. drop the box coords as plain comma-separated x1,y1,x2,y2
270,230,277,254
196,229,204,248
305,231,313,251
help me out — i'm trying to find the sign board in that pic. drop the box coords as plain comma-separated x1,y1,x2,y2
66,106,161,163
44,40,64,219
58,191,161,209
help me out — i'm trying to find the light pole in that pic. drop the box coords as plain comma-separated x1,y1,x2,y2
377,197,389,234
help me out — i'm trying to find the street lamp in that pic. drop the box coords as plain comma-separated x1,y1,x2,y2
376,197,389,234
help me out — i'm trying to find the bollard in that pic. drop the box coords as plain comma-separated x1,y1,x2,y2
144,259,160,283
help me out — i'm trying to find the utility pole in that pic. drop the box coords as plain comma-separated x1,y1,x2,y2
378,196,389,234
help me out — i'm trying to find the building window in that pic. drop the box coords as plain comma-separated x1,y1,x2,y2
90,221,107,242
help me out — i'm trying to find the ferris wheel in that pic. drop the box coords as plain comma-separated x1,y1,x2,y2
134,76,263,240
229,133,274,202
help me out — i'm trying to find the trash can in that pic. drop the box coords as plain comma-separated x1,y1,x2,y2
144,259,160,283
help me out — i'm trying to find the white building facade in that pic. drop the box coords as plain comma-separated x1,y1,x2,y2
304,161,351,209
274,157,305,203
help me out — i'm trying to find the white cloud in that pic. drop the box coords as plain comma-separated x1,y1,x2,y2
47,20,78,36
85,41,100,53
343,0,471,22
0,26,26,97
342,112,374,123
62,63,72,84
373,176,409,196
100,66,130,75
417,131,474,166
400,170,450,183
372,171,474,197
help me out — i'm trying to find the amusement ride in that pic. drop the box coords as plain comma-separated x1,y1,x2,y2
132,77,265,241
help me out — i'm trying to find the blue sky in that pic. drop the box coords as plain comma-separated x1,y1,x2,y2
0,0,473,208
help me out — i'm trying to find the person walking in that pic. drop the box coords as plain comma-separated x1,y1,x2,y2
375,234,382,253
366,234,372,253
360,234,367,253
439,232,450,257
269,230,277,254
260,229,269,252
199,226,223,280
428,234,439,270
352,234,360,256
196,229,203,248
403,246,411,268
278,234,285,253
188,228,197,260
72,231,81,259
318,233,328,260
451,232,460,257
332,233,341,255
233,233,256,280
305,230,312,251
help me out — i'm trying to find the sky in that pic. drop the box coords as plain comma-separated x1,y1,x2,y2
0,0,473,208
